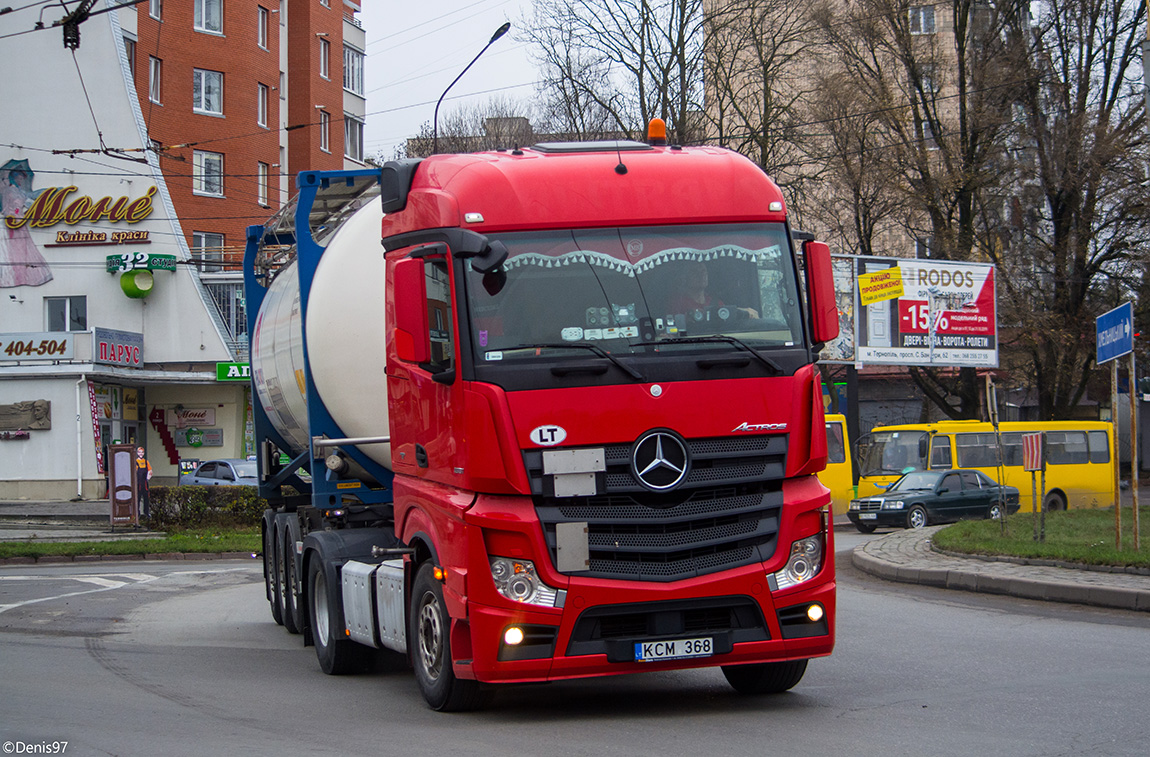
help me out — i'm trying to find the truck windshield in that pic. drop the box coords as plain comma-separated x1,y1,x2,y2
856,430,930,476
463,223,804,365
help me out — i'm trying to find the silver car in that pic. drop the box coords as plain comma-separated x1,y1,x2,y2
179,459,259,487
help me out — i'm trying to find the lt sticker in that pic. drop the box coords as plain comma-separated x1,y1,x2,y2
530,425,567,446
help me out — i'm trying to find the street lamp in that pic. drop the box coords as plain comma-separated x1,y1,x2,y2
432,22,512,155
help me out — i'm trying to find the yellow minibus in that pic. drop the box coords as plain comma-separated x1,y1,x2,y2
819,413,855,515
855,420,1115,512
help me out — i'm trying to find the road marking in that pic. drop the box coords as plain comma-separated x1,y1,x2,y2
0,573,157,614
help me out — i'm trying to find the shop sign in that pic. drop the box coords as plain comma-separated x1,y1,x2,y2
123,387,139,421
0,332,75,361
51,229,152,247
175,427,223,447
93,328,144,367
106,252,176,272
216,362,251,381
168,408,216,428
4,185,156,230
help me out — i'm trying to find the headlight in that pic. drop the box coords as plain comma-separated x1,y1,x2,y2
489,557,565,608
768,534,824,591
882,500,905,510
848,500,860,511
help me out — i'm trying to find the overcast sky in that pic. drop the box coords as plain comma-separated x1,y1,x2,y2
359,1,538,160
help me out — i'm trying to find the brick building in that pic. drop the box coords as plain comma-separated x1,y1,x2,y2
0,2,365,499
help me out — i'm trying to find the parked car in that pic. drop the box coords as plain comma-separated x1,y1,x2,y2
847,468,1020,533
178,459,259,487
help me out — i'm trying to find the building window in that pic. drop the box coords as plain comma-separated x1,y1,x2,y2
193,69,224,115
319,38,329,79
344,115,363,162
193,150,224,196
257,162,268,206
319,111,330,152
279,72,286,100
123,37,136,74
46,296,87,332
192,231,225,272
257,83,268,127
206,282,247,348
915,236,934,258
257,6,269,49
909,6,935,35
279,0,285,26
149,0,162,21
343,45,364,95
919,118,939,150
195,0,222,34
148,57,162,104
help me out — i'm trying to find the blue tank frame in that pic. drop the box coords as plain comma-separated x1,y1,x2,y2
243,168,396,509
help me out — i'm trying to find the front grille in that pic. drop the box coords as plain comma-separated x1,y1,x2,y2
855,499,882,512
525,434,787,582
566,596,770,660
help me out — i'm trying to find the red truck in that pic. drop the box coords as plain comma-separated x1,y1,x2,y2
244,125,839,710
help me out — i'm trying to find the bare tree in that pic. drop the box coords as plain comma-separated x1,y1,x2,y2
813,0,1020,419
704,1,821,191
521,0,706,143
400,96,535,158
992,0,1150,420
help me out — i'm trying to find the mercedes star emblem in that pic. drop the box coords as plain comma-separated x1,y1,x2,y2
631,429,690,491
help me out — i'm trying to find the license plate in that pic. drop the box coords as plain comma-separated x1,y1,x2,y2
634,637,713,662
859,513,877,520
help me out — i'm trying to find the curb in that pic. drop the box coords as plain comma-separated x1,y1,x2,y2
0,552,260,565
852,533,1150,613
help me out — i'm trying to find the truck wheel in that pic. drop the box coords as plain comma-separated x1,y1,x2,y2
308,557,371,675
722,659,808,694
281,530,302,634
410,562,491,711
265,526,283,626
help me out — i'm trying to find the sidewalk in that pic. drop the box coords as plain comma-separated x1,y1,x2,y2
0,498,159,545
851,525,1150,613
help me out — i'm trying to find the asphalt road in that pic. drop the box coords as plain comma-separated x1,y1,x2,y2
1,537,1147,756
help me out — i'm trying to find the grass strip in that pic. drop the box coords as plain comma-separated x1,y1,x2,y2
933,507,1150,569
0,527,261,559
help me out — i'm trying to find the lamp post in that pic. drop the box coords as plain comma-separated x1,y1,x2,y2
432,22,511,155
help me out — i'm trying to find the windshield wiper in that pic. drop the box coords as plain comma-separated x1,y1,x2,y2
504,343,645,382
630,335,783,374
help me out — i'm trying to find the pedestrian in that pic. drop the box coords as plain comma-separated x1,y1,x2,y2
135,446,152,525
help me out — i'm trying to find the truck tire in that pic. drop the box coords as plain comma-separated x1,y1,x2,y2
282,530,302,634
410,562,491,711
722,659,808,695
308,557,372,675
265,525,283,626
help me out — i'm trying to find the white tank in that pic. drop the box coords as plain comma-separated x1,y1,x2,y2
251,201,393,472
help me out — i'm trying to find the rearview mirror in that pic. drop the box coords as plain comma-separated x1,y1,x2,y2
803,240,838,347
393,257,430,364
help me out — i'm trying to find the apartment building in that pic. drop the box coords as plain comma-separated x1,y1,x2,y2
0,2,365,499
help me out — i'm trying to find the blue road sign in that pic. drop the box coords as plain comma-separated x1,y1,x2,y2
1096,302,1133,364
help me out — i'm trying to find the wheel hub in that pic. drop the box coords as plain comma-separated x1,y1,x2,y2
417,593,443,681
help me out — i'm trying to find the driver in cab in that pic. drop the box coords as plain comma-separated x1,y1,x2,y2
670,260,758,324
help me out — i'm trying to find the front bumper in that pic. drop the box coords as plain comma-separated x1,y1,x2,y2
457,560,835,684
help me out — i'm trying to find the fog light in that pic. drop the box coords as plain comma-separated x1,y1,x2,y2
504,626,525,646
807,604,824,623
